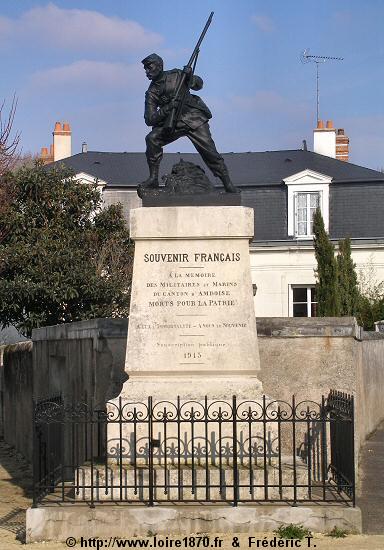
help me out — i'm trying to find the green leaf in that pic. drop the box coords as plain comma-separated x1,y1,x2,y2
0,164,133,336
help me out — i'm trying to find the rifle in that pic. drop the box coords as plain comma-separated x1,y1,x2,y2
163,11,214,133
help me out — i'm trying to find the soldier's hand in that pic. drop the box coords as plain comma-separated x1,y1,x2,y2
169,97,181,110
183,66,193,78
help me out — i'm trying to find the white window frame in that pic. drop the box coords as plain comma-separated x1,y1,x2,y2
74,172,107,196
289,284,317,317
284,169,332,239
73,172,107,218
294,191,321,238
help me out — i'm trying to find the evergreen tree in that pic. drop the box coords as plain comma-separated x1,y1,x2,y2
0,162,133,337
356,260,384,330
337,237,360,316
313,208,340,316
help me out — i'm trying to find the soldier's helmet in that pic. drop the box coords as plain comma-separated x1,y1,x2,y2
141,53,163,69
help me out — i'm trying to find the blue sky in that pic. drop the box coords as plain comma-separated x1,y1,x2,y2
1,0,383,169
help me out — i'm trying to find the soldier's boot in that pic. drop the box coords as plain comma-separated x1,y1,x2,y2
140,164,160,188
220,170,240,193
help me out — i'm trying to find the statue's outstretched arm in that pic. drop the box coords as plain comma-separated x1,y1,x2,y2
144,90,171,126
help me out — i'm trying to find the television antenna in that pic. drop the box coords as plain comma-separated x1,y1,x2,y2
301,49,344,123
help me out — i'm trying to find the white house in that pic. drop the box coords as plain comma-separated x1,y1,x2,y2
47,121,384,318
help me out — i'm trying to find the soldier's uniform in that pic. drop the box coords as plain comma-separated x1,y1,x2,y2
143,66,234,188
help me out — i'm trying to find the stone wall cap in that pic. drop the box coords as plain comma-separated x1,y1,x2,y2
32,318,128,341
3,340,33,354
130,206,254,240
361,330,384,340
256,317,359,338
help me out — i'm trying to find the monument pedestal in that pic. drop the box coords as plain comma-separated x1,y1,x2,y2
121,206,261,400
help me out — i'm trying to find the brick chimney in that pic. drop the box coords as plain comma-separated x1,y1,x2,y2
40,146,54,165
53,122,71,161
313,119,336,158
313,120,349,161
336,128,349,162
39,122,72,164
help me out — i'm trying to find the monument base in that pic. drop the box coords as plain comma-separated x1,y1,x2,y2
75,457,309,502
120,374,262,401
124,206,261,394
109,205,266,471
141,192,242,207
26,505,362,542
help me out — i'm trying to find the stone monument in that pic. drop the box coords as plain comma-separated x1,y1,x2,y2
102,12,272,494
122,204,261,401
26,15,362,541
121,12,261,400
116,10,264,403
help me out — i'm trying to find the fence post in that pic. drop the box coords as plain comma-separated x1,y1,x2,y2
232,395,238,506
148,396,154,506
263,394,268,501
32,399,38,508
351,395,356,507
321,395,327,501
292,395,297,506
89,398,95,508
204,396,209,502
118,396,123,501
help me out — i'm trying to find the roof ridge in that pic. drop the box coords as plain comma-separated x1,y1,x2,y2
304,149,383,175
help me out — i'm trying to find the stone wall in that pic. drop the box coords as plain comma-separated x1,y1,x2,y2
0,347,4,438
32,319,128,466
3,317,384,467
258,317,358,401
357,332,384,444
257,317,384,455
2,319,128,461
103,190,141,227
3,341,34,460
32,318,128,406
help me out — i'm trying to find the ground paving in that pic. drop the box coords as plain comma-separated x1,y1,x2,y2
357,420,384,534
0,439,383,549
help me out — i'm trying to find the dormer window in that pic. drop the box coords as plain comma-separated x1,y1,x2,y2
284,169,332,239
295,191,320,237
74,172,107,195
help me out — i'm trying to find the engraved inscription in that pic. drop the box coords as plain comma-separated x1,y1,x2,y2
132,247,253,367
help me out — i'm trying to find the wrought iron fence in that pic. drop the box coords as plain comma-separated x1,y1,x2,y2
32,391,355,507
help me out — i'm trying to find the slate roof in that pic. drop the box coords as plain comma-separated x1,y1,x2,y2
52,149,384,241
0,326,27,345
54,150,384,187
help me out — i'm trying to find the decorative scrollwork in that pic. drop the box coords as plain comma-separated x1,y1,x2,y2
294,400,322,421
121,401,149,422
152,401,178,421
179,400,206,421
206,400,233,421
105,401,121,421
108,439,129,461
236,400,264,420
35,401,65,423
265,400,293,420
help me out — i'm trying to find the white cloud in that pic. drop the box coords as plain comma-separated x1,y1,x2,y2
251,15,276,33
0,15,12,39
30,60,143,91
1,3,163,52
332,11,353,25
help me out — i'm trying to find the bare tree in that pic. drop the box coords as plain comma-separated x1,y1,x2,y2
0,94,20,176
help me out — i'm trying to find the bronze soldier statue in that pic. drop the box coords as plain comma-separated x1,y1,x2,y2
140,53,239,194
